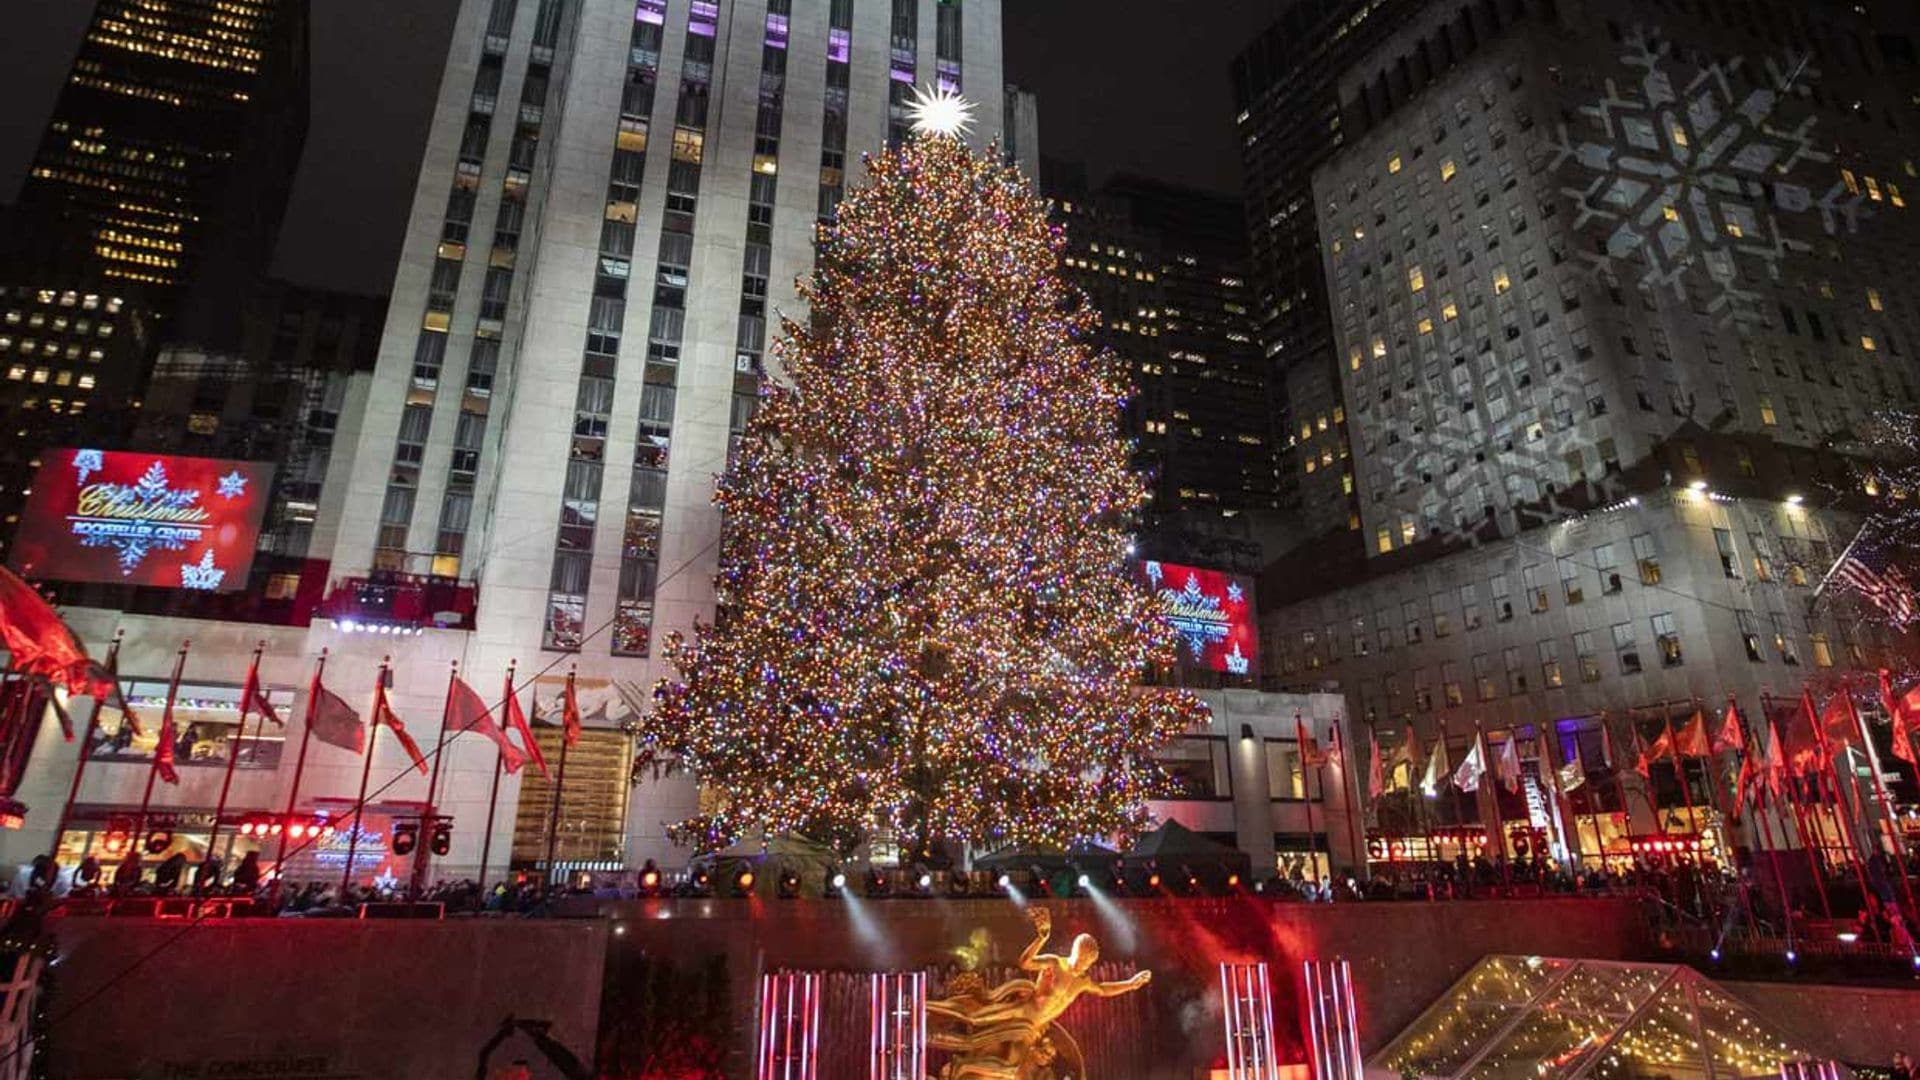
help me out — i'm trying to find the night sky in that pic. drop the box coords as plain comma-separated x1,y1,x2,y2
0,0,1283,294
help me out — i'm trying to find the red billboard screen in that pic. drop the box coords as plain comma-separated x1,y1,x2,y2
10,449,273,592
1136,560,1257,677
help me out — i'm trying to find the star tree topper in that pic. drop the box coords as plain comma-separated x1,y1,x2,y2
906,84,975,139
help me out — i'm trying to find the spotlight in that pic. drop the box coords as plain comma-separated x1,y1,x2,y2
429,820,452,856
732,867,756,896
866,868,891,898
1145,863,1163,890
913,865,933,893
1180,865,1200,894
638,859,662,896
948,870,972,897
144,829,173,855
778,868,801,899
1785,949,1797,963
1226,871,1242,891
824,867,847,897
688,868,712,896
1029,865,1052,896
996,872,1013,892
390,822,418,856
1076,872,1093,891
1709,948,1721,961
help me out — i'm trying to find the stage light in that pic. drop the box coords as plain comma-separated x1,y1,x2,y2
912,865,933,893
732,867,756,896
777,868,801,898
996,872,1013,891
825,868,847,896
688,868,712,896
1709,948,1721,961
1180,865,1200,894
638,860,662,896
288,823,306,840
1076,872,1092,891
429,820,452,856
1785,949,1797,963
1226,872,1242,890
866,868,890,898
948,870,971,897
144,829,173,855
1029,865,1052,896
390,822,418,856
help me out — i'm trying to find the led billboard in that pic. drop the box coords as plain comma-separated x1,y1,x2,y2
10,449,273,592
1136,560,1258,677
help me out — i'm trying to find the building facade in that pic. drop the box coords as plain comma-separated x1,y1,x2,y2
1253,0,1920,871
1044,165,1280,570
2,0,1011,886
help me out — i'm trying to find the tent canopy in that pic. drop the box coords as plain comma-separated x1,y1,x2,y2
1371,955,1833,1079
974,840,1121,871
1125,820,1247,868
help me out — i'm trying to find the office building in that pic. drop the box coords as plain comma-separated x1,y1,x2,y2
1254,0,1920,868
1045,164,1280,570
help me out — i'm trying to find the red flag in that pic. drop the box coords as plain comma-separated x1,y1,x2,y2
1790,692,1824,778
1634,727,1670,779
1674,710,1712,758
1817,692,1856,752
1881,670,1917,769
1295,713,1327,767
1761,715,1790,797
307,681,364,753
1733,750,1759,818
561,673,583,749
241,661,282,726
0,565,118,711
1713,700,1744,754
153,698,180,785
374,681,429,775
502,674,548,778
1367,730,1385,800
447,677,526,772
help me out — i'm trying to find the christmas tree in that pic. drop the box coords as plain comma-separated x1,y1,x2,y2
640,92,1206,855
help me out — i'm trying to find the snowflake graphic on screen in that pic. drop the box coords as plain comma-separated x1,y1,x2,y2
1142,561,1164,591
77,460,205,573
216,470,247,499
1165,573,1229,661
1226,581,1245,606
1550,26,1864,324
180,550,226,590
72,449,103,485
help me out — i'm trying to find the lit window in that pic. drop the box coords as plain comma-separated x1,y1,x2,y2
1441,300,1459,321
1370,335,1387,359
1349,345,1362,371
1861,335,1877,352
1305,458,1317,474
1440,159,1457,182
1388,155,1402,174
1492,268,1511,294
1865,176,1882,202
1316,415,1329,432
1868,288,1884,311
1341,472,1353,495
1891,183,1906,208
1725,221,1743,238
77,374,95,389
1376,527,1393,553
30,369,47,384
1758,395,1777,426
1841,169,1859,195
1400,518,1417,545
1408,265,1425,292
1417,317,1435,335
1662,206,1679,221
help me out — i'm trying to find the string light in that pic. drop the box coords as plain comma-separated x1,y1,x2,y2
635,130,1207,854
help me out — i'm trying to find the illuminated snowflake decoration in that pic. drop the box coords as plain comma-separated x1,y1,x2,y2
77,460,203,573
906,85,975,139
1550,25,1864,325
180,549,225,591
73,449,103,485
1226,581,1245,606
1223,641,1250,676
1163,572,1230,661
216,470,247,499
1142,560,1164,590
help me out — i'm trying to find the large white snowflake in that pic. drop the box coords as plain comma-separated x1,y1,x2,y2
180,549,226,590
72,449,103,485
76,460,205,573
1549,25,1864,324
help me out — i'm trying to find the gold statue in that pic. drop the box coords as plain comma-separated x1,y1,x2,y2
927,907,1152,1079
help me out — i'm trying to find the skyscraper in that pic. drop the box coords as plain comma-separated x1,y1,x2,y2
1044,164,1279,569
7,0,310,343
316,0,1006,867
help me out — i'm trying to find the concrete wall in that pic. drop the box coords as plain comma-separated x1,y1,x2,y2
1723,980,1920,1069
44,917,608,1080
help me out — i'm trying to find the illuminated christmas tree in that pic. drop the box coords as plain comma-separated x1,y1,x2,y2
641,91,1206,855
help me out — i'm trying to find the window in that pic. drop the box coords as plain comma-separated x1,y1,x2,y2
1612,621,1640,674
1810,631,1834,668
1758,394,1777,426
1631,532,1660,585
1431,592,1453,638
1595,544,1623,594
1441,661,1464,707
1376,526,1393,554
1573,631,1601,682
1376,609,1394,652
1736,611,1764,662
1353,617,1369,657
1414,668,1433,712
1404,600,1424,644
1652,612,1682,667
1523,565,1549,613
1265,740,1324,800
1504,646,1527,695
1539,640,1563,688
1713,528,1739,578
1460,584,1482,630
1473,654,1497,701
1560,557,1584,604
1164,737,1232,799
1748,532,1773,581
1771,614,1799,665
1408,265,1426,293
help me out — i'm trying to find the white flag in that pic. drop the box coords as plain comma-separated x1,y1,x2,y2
1421,735,1451,798
1452,735,1486,793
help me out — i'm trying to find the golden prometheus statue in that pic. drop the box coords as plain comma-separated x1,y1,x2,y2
927,906,1151,1079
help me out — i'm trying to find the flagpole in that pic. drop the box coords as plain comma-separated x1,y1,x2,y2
341,656,388,899
1538,726,1573,866
1808,690,1878,938
132,640,189,870
411,660,459,894
477,660,516,896
1334,722,1365,881
207,641,265,876
543,666,576,889
48,629,122,867
1475,723,1508,885
271,648,327,908
1565,720,1600,869
1603,713,1633,864
1808,521,1870,607
1845,683,1918,921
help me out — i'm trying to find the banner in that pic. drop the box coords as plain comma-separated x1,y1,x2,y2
10,449,273,591
1135,560,1257,677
